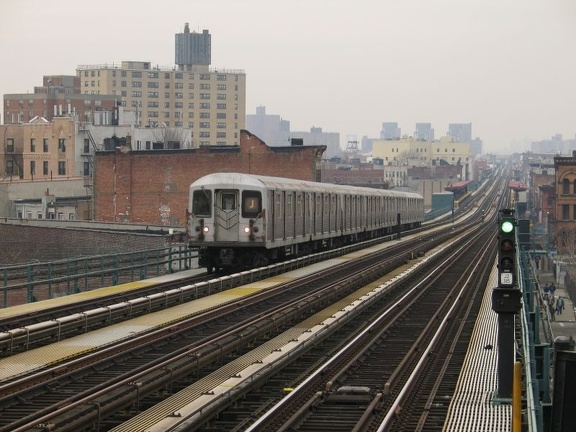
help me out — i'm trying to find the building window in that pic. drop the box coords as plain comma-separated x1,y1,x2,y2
30,138,36,152
43,138,49,152
562,204,569,220
37,212,42,219
58,138,66,153
58,161,66,175
6,138,14,153
563,179,570,194
69,213,75,220
83,162,90,176
43,161,48,175
84,139,90,154
6,160,13,175
30,161,35,176
27,211,32,220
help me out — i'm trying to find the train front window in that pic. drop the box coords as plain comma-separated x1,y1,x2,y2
242,191,262,218
192,190,212,216
221,192,237,211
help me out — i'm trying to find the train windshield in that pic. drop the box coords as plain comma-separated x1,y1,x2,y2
192,189,212,216
221,192,237,211
242,191,262,218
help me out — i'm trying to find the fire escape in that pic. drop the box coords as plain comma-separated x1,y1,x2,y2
78,124,99,220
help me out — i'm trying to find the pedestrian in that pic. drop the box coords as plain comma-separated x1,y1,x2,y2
557,297,565,314
549,302,556,321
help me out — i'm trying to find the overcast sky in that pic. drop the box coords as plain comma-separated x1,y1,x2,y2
2,0,575,154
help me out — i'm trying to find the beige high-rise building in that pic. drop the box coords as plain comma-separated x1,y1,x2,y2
77,61,245,147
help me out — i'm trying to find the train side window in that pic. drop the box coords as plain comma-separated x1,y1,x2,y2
242,190,262,218
222,192,236,210
192,190,212,216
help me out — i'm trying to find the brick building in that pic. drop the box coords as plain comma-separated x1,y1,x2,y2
94,129,326,225
3,75,117,124
554,153,576,255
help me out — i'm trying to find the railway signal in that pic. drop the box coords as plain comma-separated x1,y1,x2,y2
498,209,517,288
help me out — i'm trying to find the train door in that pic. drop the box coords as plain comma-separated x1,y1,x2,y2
214,190,240,242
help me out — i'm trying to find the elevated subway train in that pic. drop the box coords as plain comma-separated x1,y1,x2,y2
187,172,424,273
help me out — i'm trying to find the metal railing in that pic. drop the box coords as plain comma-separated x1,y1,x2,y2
0,245,196,308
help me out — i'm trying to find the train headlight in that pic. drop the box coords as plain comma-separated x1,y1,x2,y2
244,226,251,234
203,226,209,233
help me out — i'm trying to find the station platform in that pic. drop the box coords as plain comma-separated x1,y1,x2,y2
0,268,205,322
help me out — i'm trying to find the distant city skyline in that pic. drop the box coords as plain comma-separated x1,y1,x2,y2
2,0,575,155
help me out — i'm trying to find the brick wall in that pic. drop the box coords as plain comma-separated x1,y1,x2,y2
0,224,166,265
94,130,325,224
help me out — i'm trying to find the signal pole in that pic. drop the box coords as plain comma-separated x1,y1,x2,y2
492,208,522,400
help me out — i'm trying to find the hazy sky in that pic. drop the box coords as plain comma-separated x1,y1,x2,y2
2,0,575,154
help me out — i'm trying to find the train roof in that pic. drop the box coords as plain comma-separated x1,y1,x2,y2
190,173,423,199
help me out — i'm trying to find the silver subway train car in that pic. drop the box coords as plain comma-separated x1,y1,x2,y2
187,172,424,273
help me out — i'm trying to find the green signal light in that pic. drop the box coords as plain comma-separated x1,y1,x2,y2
501,220,514,233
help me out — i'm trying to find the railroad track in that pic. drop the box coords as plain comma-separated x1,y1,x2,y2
199,216,495,431
0,217,471,432
0,178,504,431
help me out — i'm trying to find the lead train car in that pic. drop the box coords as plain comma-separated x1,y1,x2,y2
187,172,424,273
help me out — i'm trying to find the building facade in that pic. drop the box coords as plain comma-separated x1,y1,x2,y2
414,123,434,141
77,60,246,147
175,25,211,67
1,116,77,182
94,130,326,225
554,153,576,256
447,123,472,143
3,75,118,125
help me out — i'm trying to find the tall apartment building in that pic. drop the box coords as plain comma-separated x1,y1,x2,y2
447,123,472,143
414,123,435,141
380,122,401,140
77,28,246,147
175,24,211,67
77,61,245,147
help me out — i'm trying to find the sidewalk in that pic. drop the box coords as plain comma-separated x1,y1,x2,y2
538,272,576,324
